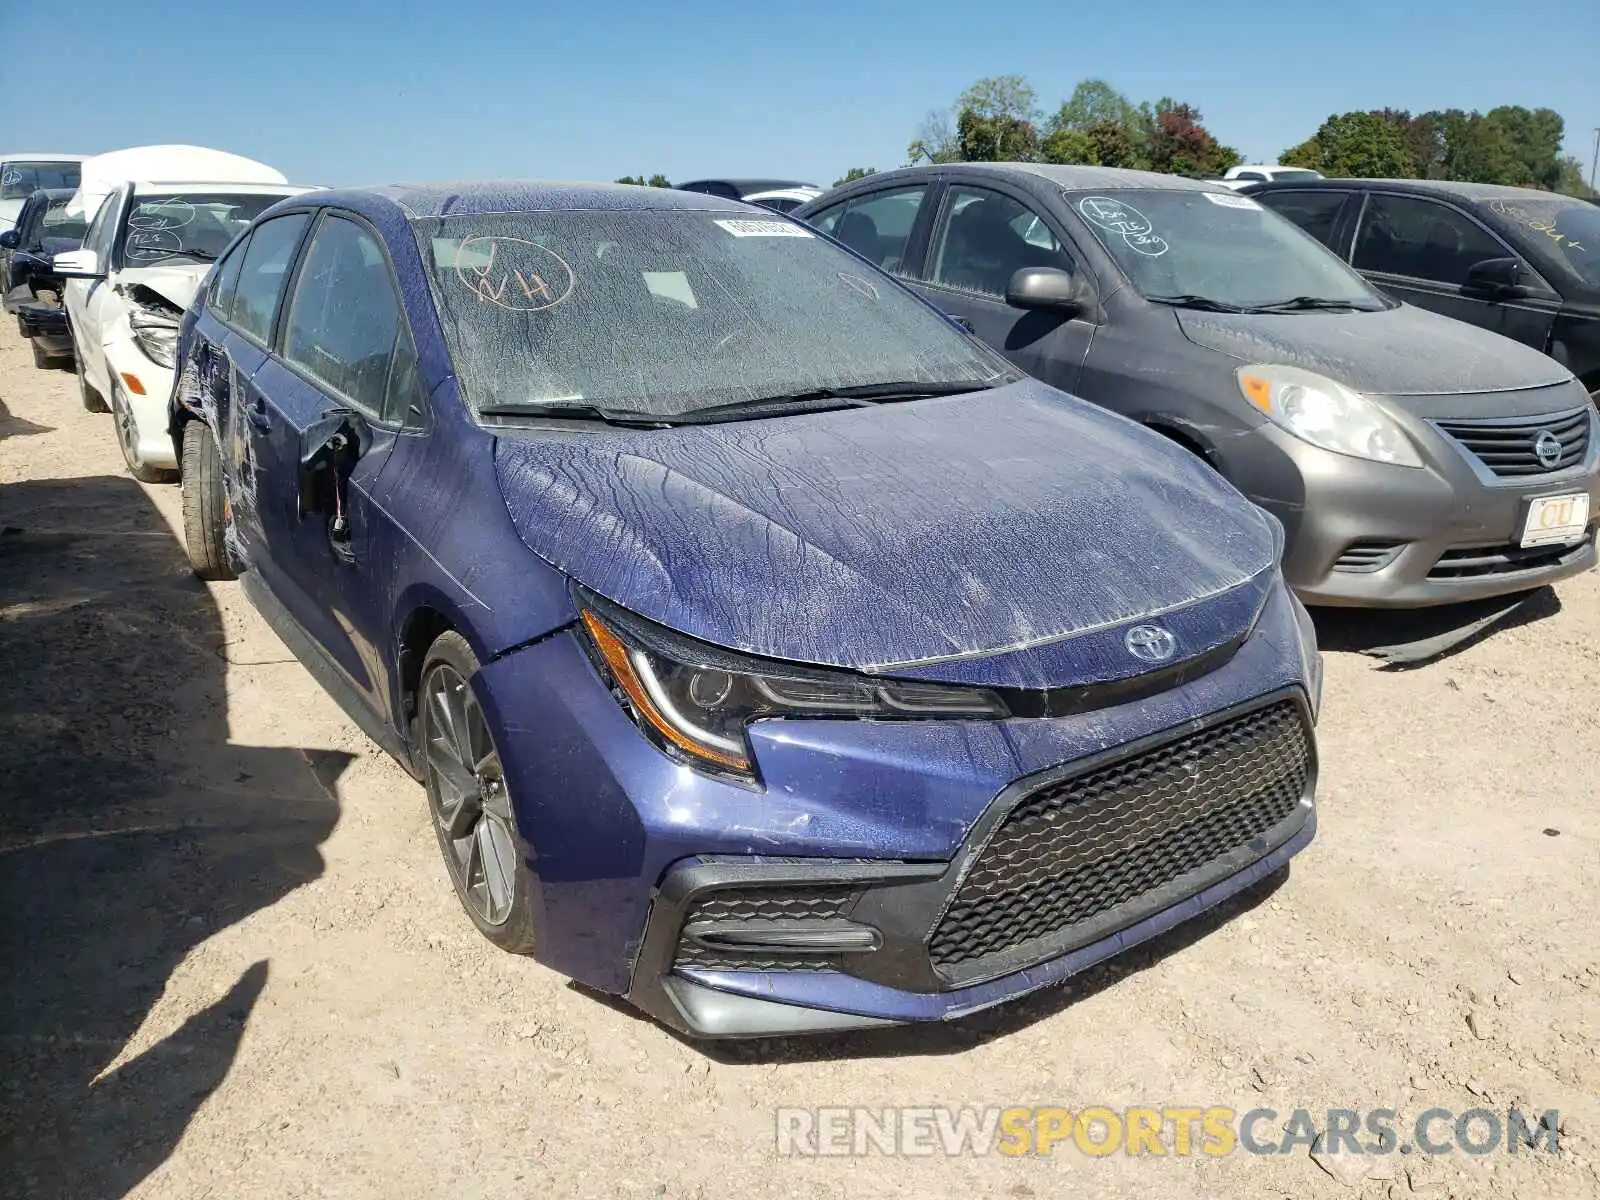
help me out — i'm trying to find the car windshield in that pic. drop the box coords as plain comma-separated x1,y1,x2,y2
120,192,292,267
1,161,81,200
1481,196,1600,290
1067,188,1383,311
412,208,1011,419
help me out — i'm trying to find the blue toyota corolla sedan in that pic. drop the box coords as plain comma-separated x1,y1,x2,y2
167,182,1322,1038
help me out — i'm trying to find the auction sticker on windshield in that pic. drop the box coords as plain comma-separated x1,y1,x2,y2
1520,493,1589,548
713,219,814,238
1204,193,1261,210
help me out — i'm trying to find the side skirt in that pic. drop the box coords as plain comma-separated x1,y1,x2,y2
240,571,422,779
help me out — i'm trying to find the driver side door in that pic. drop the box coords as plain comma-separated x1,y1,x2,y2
908,183,1096,392
65,184,128,399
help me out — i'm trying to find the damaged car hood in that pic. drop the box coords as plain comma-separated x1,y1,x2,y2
115,264,207,311
493,379,1279,688
1175,302,1573,395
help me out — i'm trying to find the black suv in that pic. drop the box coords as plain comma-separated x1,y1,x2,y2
1244,179,1600,403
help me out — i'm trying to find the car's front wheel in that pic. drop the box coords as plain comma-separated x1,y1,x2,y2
420,631,538,953
76,360,108,413
181,420,236,581
110,378,176,483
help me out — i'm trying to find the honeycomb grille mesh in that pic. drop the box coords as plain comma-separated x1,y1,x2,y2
929,701,1310,973
672,885,859,972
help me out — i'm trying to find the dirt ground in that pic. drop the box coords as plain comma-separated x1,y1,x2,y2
1,321,1597,1200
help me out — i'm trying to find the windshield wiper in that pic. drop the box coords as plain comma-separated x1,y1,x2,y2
127,247,219,266
670,380,1001,424
1240,295,1383,314
1144,293,1251,313
476,401,671,428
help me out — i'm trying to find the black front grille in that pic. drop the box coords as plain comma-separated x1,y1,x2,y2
1428,531,1594,580
1436,408,1591,477
929,701,1310,976
672,885,859,972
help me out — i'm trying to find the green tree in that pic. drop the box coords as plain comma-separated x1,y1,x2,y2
647,173,672,188
1049,78,1142,134
1040,126,1098,165
907,110,961,165
957,106,1040,162
956,74,1038,124
1279,111,1415,177
616,174,673,187
833,167,878,187
1045,81,1150,169
1085,119,1144,169
1554,155,1597,198
1482,106,1564,189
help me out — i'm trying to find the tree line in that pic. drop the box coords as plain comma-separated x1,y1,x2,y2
617,79,1595,199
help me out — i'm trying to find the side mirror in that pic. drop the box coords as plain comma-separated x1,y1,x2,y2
1463,257,1527,298
0,230,19,250
1006,266,1092,315
52,248,103,279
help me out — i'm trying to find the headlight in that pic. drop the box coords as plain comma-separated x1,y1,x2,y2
129,309,180,368
578,599,1005,782
1237,364,1422,467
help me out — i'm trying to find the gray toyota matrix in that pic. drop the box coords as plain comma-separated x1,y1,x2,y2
796,165,1599,607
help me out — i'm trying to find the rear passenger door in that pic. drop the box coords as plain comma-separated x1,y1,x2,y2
1252,188,1360,257
806,183,935,281
193,212,313,572
253,210,423,706
908,182,1096,392
1349,192,1558,352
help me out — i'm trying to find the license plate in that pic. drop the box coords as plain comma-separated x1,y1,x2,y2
1520,493,1590,548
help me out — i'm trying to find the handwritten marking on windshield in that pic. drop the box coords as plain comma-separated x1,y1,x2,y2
1488,199,1587,253
837,272,880,299
1077,196,1169,257
129,198,197,232
452,235,576,312
126,229,185,260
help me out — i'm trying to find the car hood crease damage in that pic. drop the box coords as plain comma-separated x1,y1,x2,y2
493,379,1279,688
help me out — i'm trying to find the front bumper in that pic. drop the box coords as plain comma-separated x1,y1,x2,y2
103,336,179,469
626,690,1316,1037
1226,400,1600,608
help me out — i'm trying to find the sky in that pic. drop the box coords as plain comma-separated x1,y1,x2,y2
5,0,1598,189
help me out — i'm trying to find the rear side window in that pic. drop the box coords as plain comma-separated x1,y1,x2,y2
1354,194,1508,286
832,186,928,274
929,186,1076,296
207,237,249,320
283,214,408,420
1256,190,1351,252
230,214,310,342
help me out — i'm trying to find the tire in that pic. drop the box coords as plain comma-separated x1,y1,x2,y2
419,631,539,954
77,360,109,413
181,420,236,581
110,378,177,484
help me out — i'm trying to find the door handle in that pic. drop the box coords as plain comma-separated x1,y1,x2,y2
246,395,272,432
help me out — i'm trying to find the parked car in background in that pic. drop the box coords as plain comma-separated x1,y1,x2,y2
796,164,1599,607
1220,164,1324,190
54,145,308,481
1,187,87,367
676,178,821,211
1244,179,1600,404
0,153,87,235
169,181,1321,1039
738,185,823,214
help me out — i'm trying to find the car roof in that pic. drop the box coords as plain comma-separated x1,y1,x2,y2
1244,177,1571,204
677,178,816,194
327,180,759,219
129,181,313,195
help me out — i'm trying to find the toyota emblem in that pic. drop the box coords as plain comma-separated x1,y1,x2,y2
1124,624,1177,664
1533,430,1562,469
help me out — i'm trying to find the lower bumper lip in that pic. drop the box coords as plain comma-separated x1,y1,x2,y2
645,814,1316,1038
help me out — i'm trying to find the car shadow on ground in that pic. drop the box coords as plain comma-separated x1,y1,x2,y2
581,864,1289,1064
0,475,350,1200
1310,586,1561,669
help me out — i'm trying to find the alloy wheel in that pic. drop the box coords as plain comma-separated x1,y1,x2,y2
423,664,518,926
